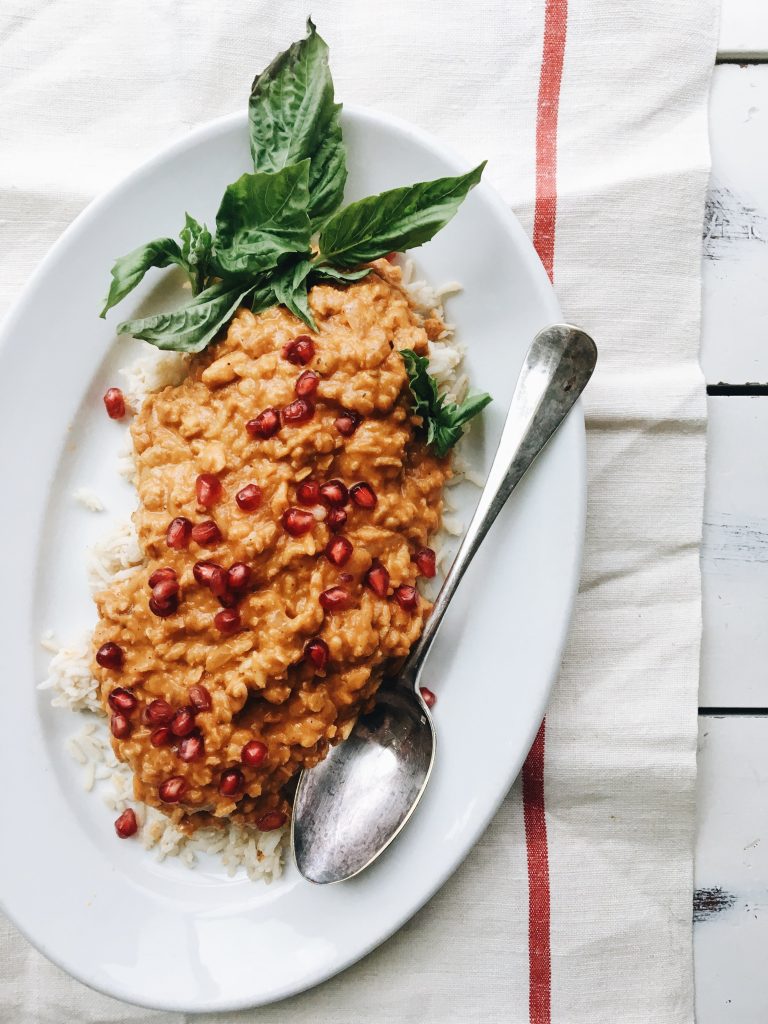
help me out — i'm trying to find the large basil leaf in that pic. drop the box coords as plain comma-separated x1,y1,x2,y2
100,238,185,317
248,19,346,224
179,213,213,294
319,163,486,267
309,264,371,285
117,280,252,353
272,259,316,330
213,162,312,277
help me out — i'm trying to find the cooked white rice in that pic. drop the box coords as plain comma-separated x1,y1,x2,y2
40,261,477,883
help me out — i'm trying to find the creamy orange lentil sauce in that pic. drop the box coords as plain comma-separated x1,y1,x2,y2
92,262,450,831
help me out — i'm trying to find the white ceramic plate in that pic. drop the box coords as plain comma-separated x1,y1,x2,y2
0,107,584,1012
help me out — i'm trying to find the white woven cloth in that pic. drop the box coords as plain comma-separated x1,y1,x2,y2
0,2,717,1021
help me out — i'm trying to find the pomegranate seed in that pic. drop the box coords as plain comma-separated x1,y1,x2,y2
150,726,172,747
208,566,230,599
415,547,437,579
282,507,315,537
166,516,192,550
108,687,137,714
114,808,138,838
319,480,348,507
325,536,353,567
350,482,377,509
170,706,196,737
326,508,347,533
246,408,281,439
319,586,351,612
241,739,268,767
189,685,212,712
195,473,222,509
420,686,436,709
304,637,329,670
282,335,315,365
193,559,219,586
384,251,398,263
365,562,390,598
297,479,321,505
282,398,314,425
257,810,287,831
96,642,124,670
295,370,319,398
219,768,244,796
236,483,263,511
149,594,179,617
143,699,174,726
395,584,419,612
227,563,251,593
191,520,222,546
338,572,354,583
158,777,187,803
103,387,126,420
178,732,205,762
217,591,239,609
214,608,241,634
110,712,132,739
148,566,177,588
334,410,361,437
152,577,179,605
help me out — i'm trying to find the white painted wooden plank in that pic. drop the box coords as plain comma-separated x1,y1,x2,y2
702,64,768,384
695,715,768,1023
718,0,768,59
701,396,768,707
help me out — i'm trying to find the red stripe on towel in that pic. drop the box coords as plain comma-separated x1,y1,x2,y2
524,2,567,1022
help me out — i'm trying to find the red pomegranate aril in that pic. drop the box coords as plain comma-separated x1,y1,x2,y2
282,335,315,365
395,584,419,612
257,811,287,831
365,562,390,598
103,387,126,420
149,594,178,617
178,732,205,763
191,520,222,546
282,398,315,425
319,479,348,507
282,507,315,537
415,547,437,579
214,608,241,634
325,536,353,567
114,808,138,838
96,641,124,670
159,776,187,803
227,562,251,593
384,251,398,263
143,698,174,726
166,516,192,550
319,586,351,612
110,712,132,739
152,577,179,605
334,410,361,437
189,685,212,712
170,706,196,737
246,408,281,439
108,687,137,714
148,566,177,589
193,559,218,586
236,483,263,511
150,726,172,747
326,507,347,533
304,637,329,671
219,767,244,797
295,370,319,398
195,472,222,509
217,591,239,609
208,566,230,599
241,739,268,767
350,482,377,509
296,479,321,505
338,572,354,583
420,686,436,709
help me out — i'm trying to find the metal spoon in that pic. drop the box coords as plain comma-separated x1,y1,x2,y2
292,323,597,884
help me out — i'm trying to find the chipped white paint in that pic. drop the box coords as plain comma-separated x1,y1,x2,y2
719,0,768,59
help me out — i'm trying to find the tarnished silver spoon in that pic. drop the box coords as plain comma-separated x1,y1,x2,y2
292,323,597,883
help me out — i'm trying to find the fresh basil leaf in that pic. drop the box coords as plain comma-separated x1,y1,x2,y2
117,281,252,353
272,259,316,330
100,238,185,317
309,264,372,285
250,279,278,315
248,18,346,223
319,163,486,268
401,348,491,457
179,213,213,294
213,162,312,277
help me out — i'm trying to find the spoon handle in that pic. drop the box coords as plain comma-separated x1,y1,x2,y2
399,323,597,690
